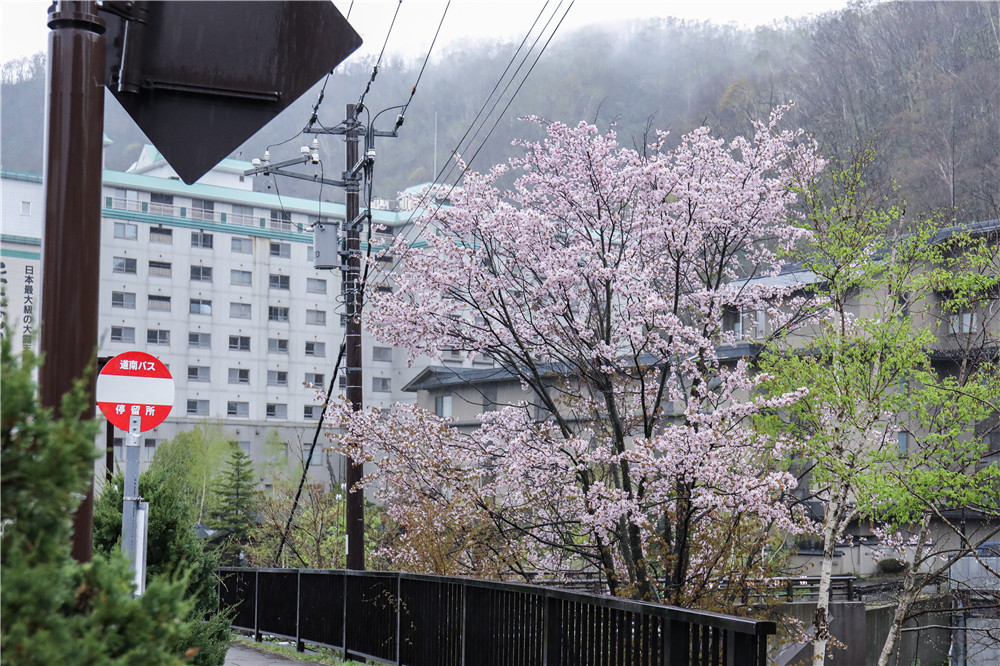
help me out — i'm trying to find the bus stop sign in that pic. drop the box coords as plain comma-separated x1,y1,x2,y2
96,351,175,432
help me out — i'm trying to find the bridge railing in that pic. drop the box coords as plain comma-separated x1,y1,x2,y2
218,568,775,666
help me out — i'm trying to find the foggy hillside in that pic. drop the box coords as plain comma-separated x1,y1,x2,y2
2,1,998,221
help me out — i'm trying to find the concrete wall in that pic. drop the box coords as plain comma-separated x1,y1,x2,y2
777,597,951,666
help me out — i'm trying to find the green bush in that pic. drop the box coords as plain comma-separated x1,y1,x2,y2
0,337,198,665
95,467,232,665
877,558,906,574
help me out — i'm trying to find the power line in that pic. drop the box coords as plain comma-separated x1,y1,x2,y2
368,1,573,292
396,0,451,126
356,0,404,113
273,340,348,567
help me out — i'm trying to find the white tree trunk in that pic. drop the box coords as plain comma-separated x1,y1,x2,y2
812,485,848,666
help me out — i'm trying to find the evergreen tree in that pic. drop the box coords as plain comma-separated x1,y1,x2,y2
1,337,195,665
210,444,260,565
94,466,232,666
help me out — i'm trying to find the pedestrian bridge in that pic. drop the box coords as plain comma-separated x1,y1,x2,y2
218,568,774,666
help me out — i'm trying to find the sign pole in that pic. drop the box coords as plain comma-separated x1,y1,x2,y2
97,351,174,595
122,413,142,587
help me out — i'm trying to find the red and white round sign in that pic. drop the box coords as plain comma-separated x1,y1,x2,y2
97,351,175,432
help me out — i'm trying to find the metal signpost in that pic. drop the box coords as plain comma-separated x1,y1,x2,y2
96,351,175,594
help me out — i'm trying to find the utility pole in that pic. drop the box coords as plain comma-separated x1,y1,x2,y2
245,103,399,570
42,0,106,563
343,103,365,571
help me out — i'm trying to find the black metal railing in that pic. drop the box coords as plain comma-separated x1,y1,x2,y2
218,568,775,666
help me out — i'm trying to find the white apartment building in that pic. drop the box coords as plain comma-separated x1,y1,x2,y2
1,142,435,486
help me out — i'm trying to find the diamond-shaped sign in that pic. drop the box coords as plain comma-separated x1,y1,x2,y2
101,1,361,184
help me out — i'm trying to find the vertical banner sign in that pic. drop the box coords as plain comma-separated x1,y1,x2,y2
96,351,174,594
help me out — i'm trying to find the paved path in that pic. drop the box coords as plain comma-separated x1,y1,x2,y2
224,643,319,665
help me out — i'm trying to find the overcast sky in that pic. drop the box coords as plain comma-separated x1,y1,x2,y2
2,1,852,66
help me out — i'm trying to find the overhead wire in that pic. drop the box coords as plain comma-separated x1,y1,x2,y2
395,0,451,127
273,339,349,566
367,0,573,292
357,0,404,113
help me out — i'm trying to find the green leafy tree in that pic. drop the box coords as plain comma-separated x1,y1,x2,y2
1,337,196,665
151,425,232,524
210,444,260,565
757,160,1000,666
94,467,232,666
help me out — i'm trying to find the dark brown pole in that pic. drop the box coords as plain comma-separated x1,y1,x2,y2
41,0,106,563
344,103,365,570
98,357,114,482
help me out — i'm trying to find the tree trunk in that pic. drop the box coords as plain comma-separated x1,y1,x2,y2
812,485,847,666
875,515,931,666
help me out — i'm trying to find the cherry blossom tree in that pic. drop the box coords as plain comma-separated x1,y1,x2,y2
328,107,824,607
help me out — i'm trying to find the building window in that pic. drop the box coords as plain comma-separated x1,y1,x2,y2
304,405,323,419
20,201,31,215
229,335,251,351
270,242,291,258
190,265,213,282
373,346,392,362
191,231,213,249
150,227,172,244
236,440,251,454
266,403,288,419
306,245,314,263
148,295,171,311
148,260,172,277
110,326,135,343
268,338,289,353
112,256,137,274
232,237,253,253
267,370,288,386
228,368,250,384
435,394,453,417
231,205,255,227
189,332,211,348
269,274,290,290
112,291,136,309
142,438,157,462
304,372,325,387
149,192,174,215
269,209,293,231
373,377,391,393
268,306,290,322
186,399,209,416
146,329,170,345
188,366,210,382
305,341,325,357
114,222,137,240
376,285,393,294
189,299,212,315
190,198,214,221
949,310,979,334
231,269,252,286
227,401,250,417
230,302,252,319
306,278,327,294
482,384,498,412
306,309,326,326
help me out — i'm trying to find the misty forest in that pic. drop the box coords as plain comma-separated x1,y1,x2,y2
2,1,998,224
